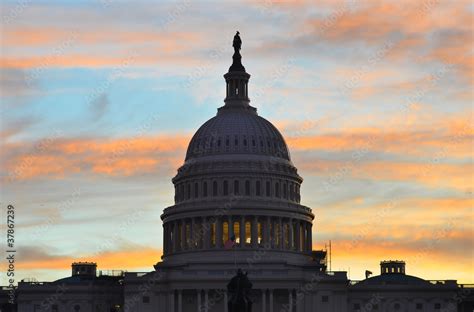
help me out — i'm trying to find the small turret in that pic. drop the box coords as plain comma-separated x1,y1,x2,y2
71,262,97,277
380,260,406,274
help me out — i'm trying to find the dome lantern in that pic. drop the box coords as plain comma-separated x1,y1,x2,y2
219,31,255,114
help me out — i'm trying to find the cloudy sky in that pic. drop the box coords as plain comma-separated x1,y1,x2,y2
1,0,472,284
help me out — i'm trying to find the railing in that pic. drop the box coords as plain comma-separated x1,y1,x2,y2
98,270,126,277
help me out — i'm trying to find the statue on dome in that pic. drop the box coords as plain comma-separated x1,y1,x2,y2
227,268,253,312
233,31,242,53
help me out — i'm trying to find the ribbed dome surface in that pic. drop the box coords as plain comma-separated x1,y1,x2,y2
185,110,290,161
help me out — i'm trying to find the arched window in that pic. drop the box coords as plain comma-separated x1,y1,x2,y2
213,181,218,196
256,181,261,196
299,224,304,252
186,183,191,200
245,180,250,196
275,183,280,197
266,181,271,197
223,181,229,195
203,181,208,197
234,180,240,195
194,182,199,198
283,183,287,199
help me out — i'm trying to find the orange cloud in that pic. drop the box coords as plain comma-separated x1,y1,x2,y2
2,134,190,181
286,118,473,159
14,247,161,271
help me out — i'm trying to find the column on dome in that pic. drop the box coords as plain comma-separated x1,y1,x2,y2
251,216,258,248
180,219,186,250
191,217,196,249
203,217,211,249
216,217,223,248
295,219,301,252
168,224,172,254
278,218,283,249
163,223,168,255
307,223,313,252
289,219,294,250
173,221,179,252
300,222,305,253
271,218,276,248
265,216,271,248
240,216,245,248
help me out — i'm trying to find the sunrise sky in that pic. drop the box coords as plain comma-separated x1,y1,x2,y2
1,0,472,284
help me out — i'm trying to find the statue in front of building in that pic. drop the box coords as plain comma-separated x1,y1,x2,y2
227,268,252,312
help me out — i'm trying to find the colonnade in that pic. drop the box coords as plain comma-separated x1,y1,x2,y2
163,215,312,255
167,288,297,312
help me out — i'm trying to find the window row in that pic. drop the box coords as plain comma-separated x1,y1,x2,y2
175,179,301,203
189,134,288,157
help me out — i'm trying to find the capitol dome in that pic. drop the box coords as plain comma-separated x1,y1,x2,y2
159,32,318,269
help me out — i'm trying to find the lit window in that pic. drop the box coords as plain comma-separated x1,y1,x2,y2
223,221,229,243
234,221,240,244
245,221,251,244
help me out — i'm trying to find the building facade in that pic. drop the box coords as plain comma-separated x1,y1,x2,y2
17,263,123,312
